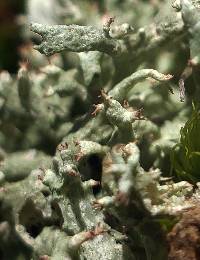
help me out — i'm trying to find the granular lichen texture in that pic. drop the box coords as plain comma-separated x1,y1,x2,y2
1,0,200,259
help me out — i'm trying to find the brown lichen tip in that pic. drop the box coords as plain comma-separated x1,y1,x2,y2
103,16,115,38
18,60,29,70
68,170,80,177
123,100,130,108
17,61,30,80
86,179,100,187
115,192,130,206
69,224,107,250
100,89,111,101
57,142,68,151
163,74,174,80
91,104,104,116
92,201,103,210
133,108,145,120
0,187,7,193
92,196,115,209
74,152,84,162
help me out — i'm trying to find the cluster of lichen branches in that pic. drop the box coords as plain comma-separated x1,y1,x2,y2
0,1,200,260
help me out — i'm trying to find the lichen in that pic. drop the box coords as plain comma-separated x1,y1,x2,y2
1,0,200,259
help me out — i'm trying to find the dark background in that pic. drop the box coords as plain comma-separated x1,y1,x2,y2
0,0,25,73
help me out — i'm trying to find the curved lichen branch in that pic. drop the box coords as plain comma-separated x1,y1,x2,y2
30,23,119,56
109,69,173,102
30,9,186,61
68,224,107,252
179,0,200,27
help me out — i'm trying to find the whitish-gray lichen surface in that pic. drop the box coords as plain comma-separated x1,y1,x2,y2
1,1,200,259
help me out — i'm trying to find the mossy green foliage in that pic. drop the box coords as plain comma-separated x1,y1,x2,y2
172,104,200,182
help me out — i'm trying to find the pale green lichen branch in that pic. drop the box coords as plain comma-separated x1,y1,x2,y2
30,23,119,56
109,69,173,102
